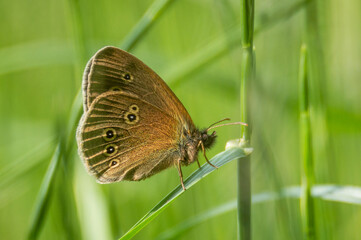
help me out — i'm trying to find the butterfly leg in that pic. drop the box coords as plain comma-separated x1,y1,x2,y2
200,141,218,169
196,159,201,168
195,142,202,168
177,159,186,190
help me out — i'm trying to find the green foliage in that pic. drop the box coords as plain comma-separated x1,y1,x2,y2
1,0,360,239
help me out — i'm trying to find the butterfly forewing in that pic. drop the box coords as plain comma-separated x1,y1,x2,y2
83,47,193,127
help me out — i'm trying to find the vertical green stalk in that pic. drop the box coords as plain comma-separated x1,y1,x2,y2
305,0,330,178
238,0,255,240
299,45,316,239
304,0,329,237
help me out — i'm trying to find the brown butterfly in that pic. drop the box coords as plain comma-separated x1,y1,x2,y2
76,46,246,190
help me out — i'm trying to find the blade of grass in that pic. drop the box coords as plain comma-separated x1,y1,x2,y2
120,0,178,51
156,185,361,240
305,0,330,181
238,0,255,239
74,163,113,240
299,45,316,239
27,145,61,240
119,147,252,240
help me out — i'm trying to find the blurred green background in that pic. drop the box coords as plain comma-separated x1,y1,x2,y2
1,0,360,239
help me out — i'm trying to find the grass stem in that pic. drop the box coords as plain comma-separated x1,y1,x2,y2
121,0,177,51
238,0,255,239
299,45,316,239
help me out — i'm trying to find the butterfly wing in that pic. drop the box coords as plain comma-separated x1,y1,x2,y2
82,46,193,128
77,47,195,182
77,91,181,182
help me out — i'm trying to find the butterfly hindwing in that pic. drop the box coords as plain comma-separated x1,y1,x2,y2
77,91,180,182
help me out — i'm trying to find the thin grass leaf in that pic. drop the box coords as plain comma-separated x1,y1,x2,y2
27,145,61,240
74,164,113,240
119,147,251,240
120,0,178,51
299,45,316,239
156,185,361,239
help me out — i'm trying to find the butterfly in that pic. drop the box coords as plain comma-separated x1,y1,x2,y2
76,46,246,190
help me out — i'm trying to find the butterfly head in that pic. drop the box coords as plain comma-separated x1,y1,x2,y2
200,130,217,149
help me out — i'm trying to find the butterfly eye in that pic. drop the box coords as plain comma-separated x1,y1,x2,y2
124,112,139,124
104,144,118,156
103,128,117,141
109,159,119,168
202,133,208,140
129,104,139,113
110,86,122,92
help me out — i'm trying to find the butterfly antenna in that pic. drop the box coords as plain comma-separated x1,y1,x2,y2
207,120,248,131
206,118,231,130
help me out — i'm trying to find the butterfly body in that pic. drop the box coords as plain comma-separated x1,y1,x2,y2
179,128,216,166
76,46,217,189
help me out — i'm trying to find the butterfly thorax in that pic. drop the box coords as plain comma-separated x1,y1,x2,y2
179,128,217,166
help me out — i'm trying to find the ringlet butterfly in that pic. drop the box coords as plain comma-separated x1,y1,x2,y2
76,46,246,190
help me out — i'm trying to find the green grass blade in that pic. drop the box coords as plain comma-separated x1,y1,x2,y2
27,145,61,240
120,0,177,51
74,165,113,240
299,45,316,239
156,185,361,239
304,0,329,171
119,147,251,240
